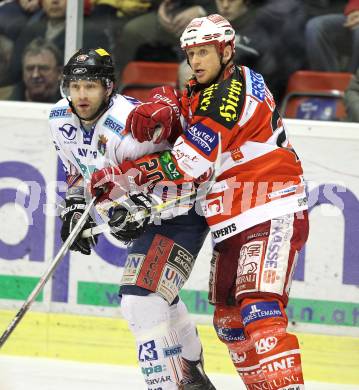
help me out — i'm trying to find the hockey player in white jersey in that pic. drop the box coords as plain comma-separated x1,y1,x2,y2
49,47,215,389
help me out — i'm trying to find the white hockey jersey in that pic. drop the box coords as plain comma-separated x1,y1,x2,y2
49,94,193,222
49,94,169,184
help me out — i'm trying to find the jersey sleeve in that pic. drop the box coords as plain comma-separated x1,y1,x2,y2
133,116,223,188
114,133,170,164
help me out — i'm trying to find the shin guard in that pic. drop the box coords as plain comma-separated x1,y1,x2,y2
121,294,184,389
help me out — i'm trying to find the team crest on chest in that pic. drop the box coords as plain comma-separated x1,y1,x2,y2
97,134,108,156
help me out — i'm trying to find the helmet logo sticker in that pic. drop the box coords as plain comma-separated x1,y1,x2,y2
72,68,87,75
76,54,89,62
203,33,221,41
95,48,110,56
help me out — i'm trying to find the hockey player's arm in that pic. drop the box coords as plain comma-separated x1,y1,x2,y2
90,117,221,199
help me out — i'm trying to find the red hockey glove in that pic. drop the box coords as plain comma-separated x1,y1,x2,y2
89,160,148,203
125,86,182,144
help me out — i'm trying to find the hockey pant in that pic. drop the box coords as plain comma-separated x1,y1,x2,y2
119,208,210,389
211,212,309,390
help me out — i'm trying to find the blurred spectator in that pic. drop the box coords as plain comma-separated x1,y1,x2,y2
114,0,216,78
344,67,359,122
9,37,62,102
9,0,110,84
87,0,159,51
302,0,348,19
0,0,41,41
305,0,359,72
0,34,14,86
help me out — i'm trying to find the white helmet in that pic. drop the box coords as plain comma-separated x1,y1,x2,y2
180,14,235,54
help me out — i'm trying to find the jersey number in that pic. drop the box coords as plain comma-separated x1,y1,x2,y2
138,158,165,185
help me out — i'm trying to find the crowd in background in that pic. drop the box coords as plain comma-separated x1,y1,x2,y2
0,0,359,122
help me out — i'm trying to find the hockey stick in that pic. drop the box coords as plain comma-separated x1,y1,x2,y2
0,196,98,349
82,134,222,239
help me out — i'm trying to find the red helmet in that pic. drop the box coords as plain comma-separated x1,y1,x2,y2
180,14,235,54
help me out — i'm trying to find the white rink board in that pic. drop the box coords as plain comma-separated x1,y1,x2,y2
0,101,358,336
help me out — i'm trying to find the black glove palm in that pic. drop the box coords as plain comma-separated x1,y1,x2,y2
109,193,152,244
60,197,97,255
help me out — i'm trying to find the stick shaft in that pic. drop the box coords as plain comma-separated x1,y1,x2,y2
0,197,97,348
82,135,222,239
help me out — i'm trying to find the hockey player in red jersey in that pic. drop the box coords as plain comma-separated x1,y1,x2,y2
90,14,309,390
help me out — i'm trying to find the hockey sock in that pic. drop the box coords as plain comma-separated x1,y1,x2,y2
121,294,185,389
169,298,202,362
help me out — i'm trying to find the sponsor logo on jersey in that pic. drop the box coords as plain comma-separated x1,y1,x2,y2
141,364,166,377
97,134,108,156
140,236,173,288
230,147,244,161
255,336,278,354
159,151,183,180
199,83,219,112
162,266,185,289
201,196,223,217
145,375,172,386
263,269,279,284
241,301,283,326
236,241,262,293
211,223,237,239
248,69,265,102
163,345,182,358
262,356,297,373
77,148,97,159
219,79,242,123
59,123,77,141
168,243,194,277
185,123,218,156
103,115,124,135
49,106,72,119
214,325,246,343
121,254,145,285
230,351,246,364
263,219,285,272
268,185,299,199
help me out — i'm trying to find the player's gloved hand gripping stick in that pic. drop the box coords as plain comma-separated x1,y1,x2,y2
82,135,222,240
0,193,101,349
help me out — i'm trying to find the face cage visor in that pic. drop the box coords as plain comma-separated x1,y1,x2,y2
60,75,114,100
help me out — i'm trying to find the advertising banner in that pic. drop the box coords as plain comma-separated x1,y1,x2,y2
0,102,358,335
